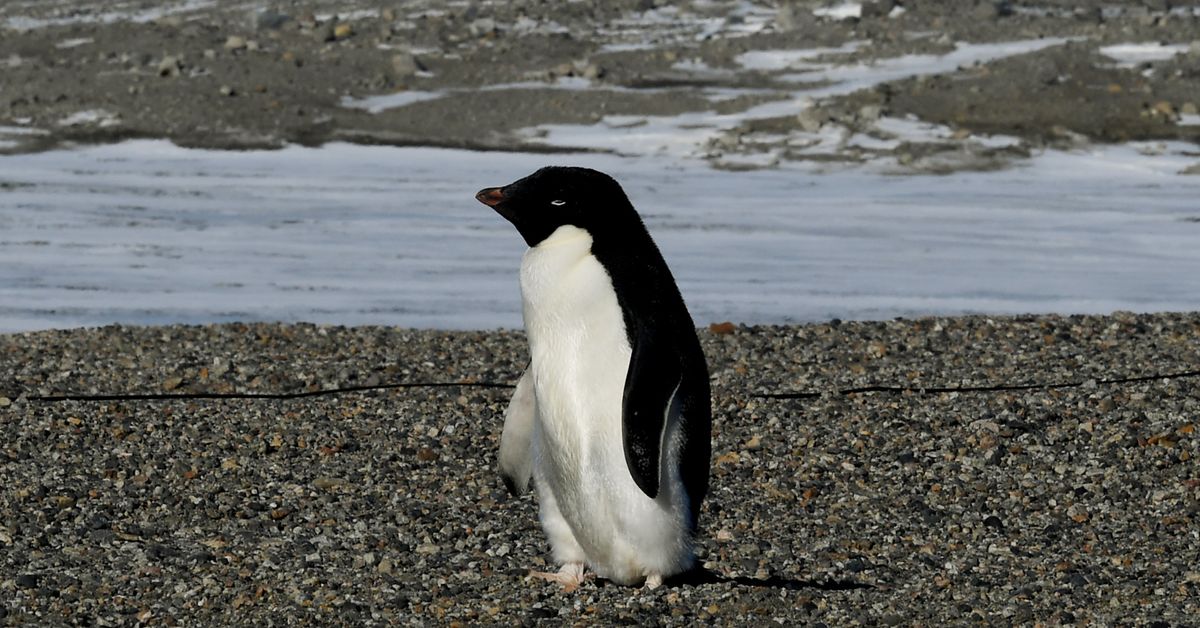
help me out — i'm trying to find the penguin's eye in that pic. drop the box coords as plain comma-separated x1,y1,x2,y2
550,199,566,207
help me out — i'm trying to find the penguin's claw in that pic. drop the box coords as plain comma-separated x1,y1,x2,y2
528,562,589,592
644,573,663,590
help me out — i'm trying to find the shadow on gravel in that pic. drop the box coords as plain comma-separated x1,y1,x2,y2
664,567,874,591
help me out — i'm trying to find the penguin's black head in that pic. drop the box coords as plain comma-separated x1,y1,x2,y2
476,166,638,247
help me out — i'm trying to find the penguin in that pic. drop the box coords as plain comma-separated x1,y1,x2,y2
476,166,712,590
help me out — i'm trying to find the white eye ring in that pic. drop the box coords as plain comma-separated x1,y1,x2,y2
550,199,566,206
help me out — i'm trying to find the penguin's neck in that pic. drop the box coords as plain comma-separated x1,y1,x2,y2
531,224,592,250
519,225,598,323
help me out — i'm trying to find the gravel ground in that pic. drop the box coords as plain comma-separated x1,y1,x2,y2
2,312,1198,625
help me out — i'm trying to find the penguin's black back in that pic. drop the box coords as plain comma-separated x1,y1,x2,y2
590,200,712,531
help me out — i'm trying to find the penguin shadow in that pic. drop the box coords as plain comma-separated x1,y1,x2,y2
556,566,868,593
662,567,874,591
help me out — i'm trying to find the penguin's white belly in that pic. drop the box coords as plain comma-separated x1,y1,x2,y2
520,225,691,584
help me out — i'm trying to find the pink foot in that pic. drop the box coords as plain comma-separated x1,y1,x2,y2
528,562,589,592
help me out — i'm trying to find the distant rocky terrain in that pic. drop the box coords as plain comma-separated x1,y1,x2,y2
2,0,1199,170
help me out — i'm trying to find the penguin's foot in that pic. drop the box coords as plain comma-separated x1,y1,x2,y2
528,562,589,592
644,573,664,590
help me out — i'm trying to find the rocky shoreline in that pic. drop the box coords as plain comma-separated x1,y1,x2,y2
2,311,1197,624
2,1,1199,171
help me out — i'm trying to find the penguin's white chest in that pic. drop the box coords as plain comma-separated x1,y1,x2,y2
519,225,631,457
517,225,692,584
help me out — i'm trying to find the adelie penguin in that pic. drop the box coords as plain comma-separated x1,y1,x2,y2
476,166,712,590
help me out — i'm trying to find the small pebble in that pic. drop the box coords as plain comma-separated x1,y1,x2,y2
709,321,736,335
156,56,181,77
16,574,39,588
314,22,335,42
391,53,424,78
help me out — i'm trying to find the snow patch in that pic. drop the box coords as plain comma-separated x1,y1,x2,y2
813,2,862,20
57,110,120,127
55,37,94,49
1099,42,1189,66
0,125,49,136
736,41,865,71
339,91,446,114
529,38,1071,160
4,0,215,30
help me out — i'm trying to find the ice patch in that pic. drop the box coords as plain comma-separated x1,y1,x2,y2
776,39,1074,96
55,38,94,49
871,116,1022,148
340,91,446,114
0,125,49,136
315,9,380,22
510,16,570,35
845,132,897,151
491,76,594,91
342,76,622,113
0,124,48,150
813,2,862,20
702,87,778,103
530,38,1071,160
4,0,215,30
58,110,120,127
1099,42,1189,67
871,116,949,143
736,41,865,71
1,140,1198,332
344,75,658,114
598,1,773,52
672,58,717,72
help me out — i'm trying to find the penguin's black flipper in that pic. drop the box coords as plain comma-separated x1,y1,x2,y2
622,321,682,500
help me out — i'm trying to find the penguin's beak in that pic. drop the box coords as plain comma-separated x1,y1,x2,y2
476,187,504,207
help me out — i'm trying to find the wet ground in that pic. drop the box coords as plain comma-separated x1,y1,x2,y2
2,1,1199,169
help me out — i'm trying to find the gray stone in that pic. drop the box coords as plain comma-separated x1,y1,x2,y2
469,18,497,37
314,22,336,42
797,108,824,132
774,5,814,31
255,10,292,31
157,56,182,77
391,53,426,78
16,574,39,588
861,0,896,18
